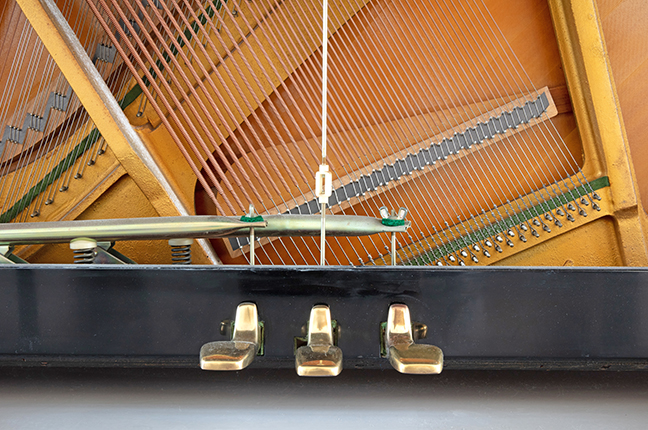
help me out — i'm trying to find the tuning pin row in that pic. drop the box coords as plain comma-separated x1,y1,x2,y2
420,192,603,266
199,302,443,377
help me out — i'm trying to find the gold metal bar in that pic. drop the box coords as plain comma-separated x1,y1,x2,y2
0,216,266,245
222,215,409,239
0,214,410,245
548,0,648,265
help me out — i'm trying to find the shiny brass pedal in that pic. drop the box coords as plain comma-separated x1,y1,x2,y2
383,304,443,374
295,305,343,377
199,302,262,371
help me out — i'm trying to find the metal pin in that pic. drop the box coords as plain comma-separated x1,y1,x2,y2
249,226,255,266
391,232,396,266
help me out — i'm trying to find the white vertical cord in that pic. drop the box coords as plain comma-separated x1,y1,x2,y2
321,0,328,166
316,0,331,266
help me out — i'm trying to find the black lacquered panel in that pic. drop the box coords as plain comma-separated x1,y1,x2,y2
1,265,647,370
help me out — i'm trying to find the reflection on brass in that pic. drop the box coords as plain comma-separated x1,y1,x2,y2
295,305,343,377
200,302,261,371
384,304,443,374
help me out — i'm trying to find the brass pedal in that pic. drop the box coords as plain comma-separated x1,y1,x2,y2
382,304,443,374
295,305,343,377
200,302,263,371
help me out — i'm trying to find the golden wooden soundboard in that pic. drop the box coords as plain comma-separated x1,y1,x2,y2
0,0,646,267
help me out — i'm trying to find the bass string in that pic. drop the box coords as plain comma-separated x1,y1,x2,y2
0,14,42,212
15,54,60,222
88,0,244,216
0,0,84,221
102,0,254,213
165,0,332,264
132,0,322,268
135,0,364,264
144,0,319,264
167,0,314,265
182,0,350,266
45,0,102,197
33,0,102,214
147,0,296,209
0,28,46,217
81,0,584,264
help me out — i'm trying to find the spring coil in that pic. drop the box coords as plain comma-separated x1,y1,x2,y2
171,244,192,265
73,248,96,264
